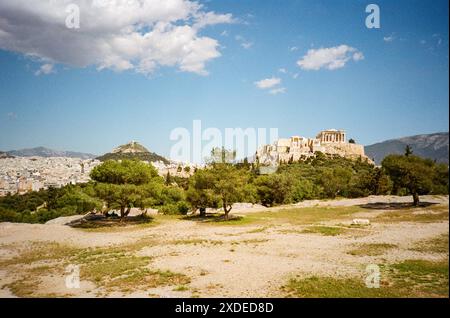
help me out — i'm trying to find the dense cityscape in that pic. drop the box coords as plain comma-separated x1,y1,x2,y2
0,157,101,196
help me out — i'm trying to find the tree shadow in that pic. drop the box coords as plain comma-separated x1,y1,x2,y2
358,202,437,210
182,213,244,223
69,214,154,228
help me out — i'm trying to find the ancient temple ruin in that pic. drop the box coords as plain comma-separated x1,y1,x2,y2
256,129,371,165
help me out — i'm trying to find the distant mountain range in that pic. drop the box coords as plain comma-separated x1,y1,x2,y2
0,151,14,159
5,147,97,159
365,132,449,165
97,141,169,164
4,133,447,165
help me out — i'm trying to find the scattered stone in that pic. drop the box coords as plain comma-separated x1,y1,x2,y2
351,218,370,225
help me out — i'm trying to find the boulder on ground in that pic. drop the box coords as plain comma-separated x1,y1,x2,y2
351,218,370,225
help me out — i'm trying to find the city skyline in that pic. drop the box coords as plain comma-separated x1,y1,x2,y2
0,0,449,158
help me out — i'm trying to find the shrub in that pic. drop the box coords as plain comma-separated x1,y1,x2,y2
290,179,315,202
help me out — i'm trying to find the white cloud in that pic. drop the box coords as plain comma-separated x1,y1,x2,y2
254,77,285,95
241,42,253,49
235,35,253,49
269,87,286,95
289,46,299,52
220,30,229,37
292,73,299,79
278,68,287,74
296,45,364,71
0,0,234,76
193,11,234,29
352,52,364,61
254,77,281,89
383,34,395,42
35,63,55,76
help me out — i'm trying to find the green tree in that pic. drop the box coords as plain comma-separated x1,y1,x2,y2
255,173,293,206
371,168,393,195
90,160,161,220
186,169,219,217
382,155,436,206
211,164,248,219
165,171,172,186
289,179,315,202
95,183,143,218
317,167,352,198
187,163,247,219
90,159,158,185
404,145,413,157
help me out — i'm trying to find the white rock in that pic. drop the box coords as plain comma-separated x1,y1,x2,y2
352,218,370,225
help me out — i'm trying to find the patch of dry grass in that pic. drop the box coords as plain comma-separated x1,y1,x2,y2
242,206,363,226
347,243,397,256
0,240,190,297
375,205,449,223
410,234,449,254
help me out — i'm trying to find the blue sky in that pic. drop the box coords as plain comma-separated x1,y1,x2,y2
0,0,448,157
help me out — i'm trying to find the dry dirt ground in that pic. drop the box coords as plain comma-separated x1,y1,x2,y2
0,195,448,298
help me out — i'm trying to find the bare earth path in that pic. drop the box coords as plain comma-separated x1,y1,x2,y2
0,195,448,298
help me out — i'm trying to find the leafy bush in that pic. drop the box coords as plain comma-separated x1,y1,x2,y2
290,179,315,202
158,201,190,215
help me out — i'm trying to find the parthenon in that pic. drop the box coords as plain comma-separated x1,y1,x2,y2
316,129,346,143
256,129,371,165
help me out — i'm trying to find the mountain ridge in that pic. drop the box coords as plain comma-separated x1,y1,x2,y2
97,141,169,164
6,147,97,159
365,132,449,165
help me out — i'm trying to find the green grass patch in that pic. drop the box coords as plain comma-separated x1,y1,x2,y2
173,285,189,292
348,243,397,256
410,234,449,254
385,260,449,297
282,276,400,298
168,239,223,246
301,226,347,236
282,259,448,298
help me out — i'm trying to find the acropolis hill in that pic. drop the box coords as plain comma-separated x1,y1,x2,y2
256,129,371,165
